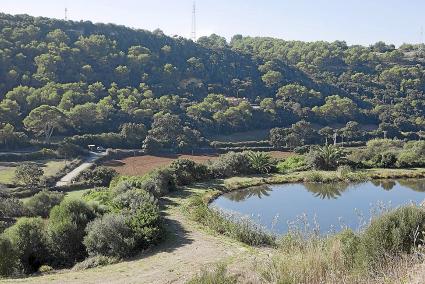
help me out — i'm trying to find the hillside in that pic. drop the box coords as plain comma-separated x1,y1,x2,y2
0,13,424,152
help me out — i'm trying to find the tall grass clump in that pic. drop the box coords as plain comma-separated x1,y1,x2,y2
184,194,275,246
186,263,237,284
262,205,425,284
355,205,425,272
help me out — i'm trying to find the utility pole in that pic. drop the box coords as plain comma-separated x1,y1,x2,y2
191,1,196,41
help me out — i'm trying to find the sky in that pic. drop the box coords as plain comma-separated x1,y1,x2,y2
1,0,425,46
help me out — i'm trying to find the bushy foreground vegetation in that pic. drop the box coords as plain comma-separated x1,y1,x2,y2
0,179,163,276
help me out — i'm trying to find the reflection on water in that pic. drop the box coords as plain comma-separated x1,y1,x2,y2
304,183,350,199
213,179,425,234
225,185,272,202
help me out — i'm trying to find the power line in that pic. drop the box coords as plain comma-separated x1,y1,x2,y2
191,1,196,41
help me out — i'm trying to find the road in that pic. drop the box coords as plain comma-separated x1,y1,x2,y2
55,152,106,187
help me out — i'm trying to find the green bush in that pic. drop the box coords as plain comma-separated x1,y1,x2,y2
371,152,397,168
4,217,49,274
72,255,119,271
24,190,64,218
84,213,136,258
126,202,163,249
306,145,346,170
355,206,425,271
143,168,176,196
169,159,210,185
0,197,26,219
208,151,253,178
112,188,156,211
397,141,425,167
0,235,19,276
246,151,274,174
47,199,96,266
276,155,306,173
74,166,117,187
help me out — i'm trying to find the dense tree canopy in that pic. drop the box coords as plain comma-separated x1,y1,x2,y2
0,13,424,150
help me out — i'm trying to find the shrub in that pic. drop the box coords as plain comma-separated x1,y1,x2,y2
72,255,119,271
126,202,163,249
246,151,274,174
371,152,397,168
0,235,19,276
74,166,117,187
143,168,176,196
24,190,64,218
15,162,44,188
276,155,306,173
355,206,425,271
4,217,49,274
208,152,253,178
38,265,53,273
0,197,26,218
84,213,135,258
306,145,346,170
112,188,156,211
397,141,425,168
169,159,209,185
47,199,96,266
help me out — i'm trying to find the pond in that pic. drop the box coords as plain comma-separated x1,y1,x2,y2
212,179,425,234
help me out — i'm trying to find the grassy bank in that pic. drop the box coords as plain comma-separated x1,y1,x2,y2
223,168,425,191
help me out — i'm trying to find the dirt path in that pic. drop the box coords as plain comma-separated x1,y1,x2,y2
55,152,105,187
1,195,262,284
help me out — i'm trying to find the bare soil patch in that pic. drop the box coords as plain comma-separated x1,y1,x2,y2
103,151,293,176
102,154,219,176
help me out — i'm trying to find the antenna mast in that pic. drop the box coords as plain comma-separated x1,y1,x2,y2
191,1,196,41
64,7,68,20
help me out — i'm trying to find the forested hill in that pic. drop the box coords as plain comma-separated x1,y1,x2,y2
0,13,424,151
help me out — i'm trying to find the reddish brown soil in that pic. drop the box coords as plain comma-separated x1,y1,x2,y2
103,151,293,176
102,154,219,176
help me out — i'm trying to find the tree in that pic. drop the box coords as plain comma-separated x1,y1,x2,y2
342,121,361,142
313,95,357,123
120,123,147,147
319,126,334,145
23,105,66,143
261,70,282,88
15,162,44,188
47,199,95,265
4,217,49,274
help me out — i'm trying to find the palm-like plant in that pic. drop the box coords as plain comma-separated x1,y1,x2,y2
309,145,346,170
247,151,273,174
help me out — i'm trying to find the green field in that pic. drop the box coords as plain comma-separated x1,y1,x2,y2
0,160,67,185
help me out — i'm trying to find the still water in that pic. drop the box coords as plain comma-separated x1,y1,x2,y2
212,179,425,234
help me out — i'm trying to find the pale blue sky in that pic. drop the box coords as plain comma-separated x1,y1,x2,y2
1,0,424,46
